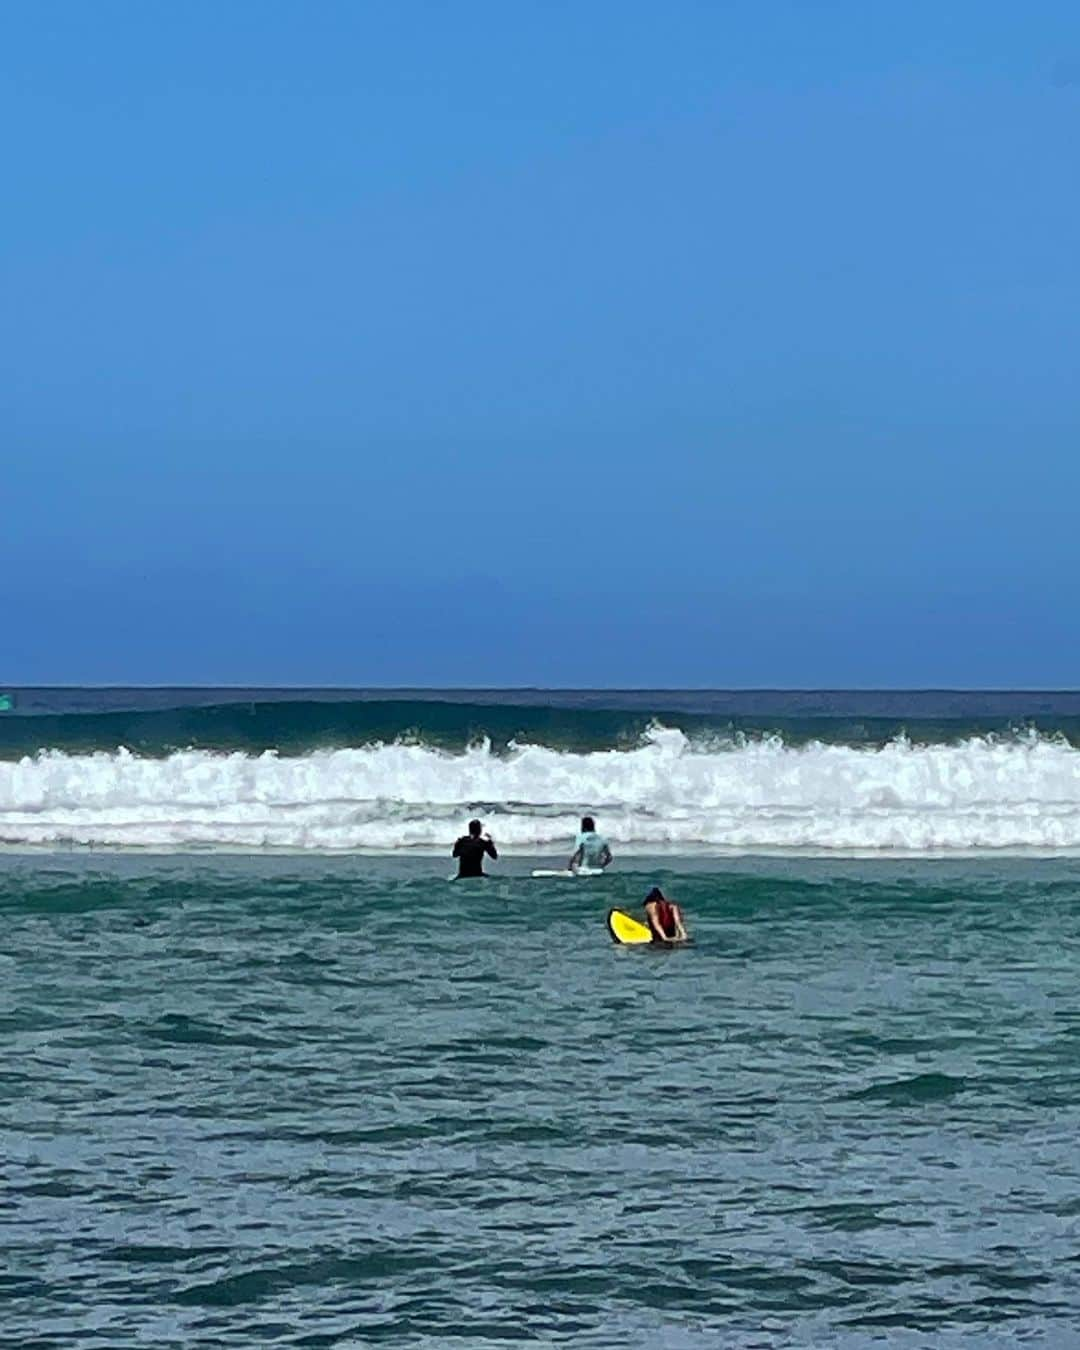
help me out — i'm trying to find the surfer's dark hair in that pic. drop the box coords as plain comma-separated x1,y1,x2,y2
468,818,482,836
581,816,595,832
645,887,665,904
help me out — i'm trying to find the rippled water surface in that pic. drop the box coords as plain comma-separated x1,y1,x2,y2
4,854,1080,1346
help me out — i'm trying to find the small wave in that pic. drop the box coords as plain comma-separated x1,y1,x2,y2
848,1072,967,1105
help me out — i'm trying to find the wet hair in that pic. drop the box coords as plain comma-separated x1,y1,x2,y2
581,816,595,833
468,818,483,836
644,887,665,904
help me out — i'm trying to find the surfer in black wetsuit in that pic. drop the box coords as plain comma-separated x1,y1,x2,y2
452,819,498,878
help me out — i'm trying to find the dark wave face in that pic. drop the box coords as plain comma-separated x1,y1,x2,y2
4,687,1080,756
0,699,678,758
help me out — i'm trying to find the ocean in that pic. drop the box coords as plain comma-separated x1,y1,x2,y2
4,689,1080,1346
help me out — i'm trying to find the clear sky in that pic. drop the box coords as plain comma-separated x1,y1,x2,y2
4,1,1079,686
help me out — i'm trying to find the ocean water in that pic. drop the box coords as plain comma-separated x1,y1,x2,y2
4,687,1080,853
4,690,1080,1345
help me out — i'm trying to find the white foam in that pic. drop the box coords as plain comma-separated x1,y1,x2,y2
1,726,1078,853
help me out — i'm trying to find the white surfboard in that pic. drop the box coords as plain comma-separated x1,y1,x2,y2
530,866,606,879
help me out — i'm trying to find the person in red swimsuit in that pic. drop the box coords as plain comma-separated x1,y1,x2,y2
643,887,689,943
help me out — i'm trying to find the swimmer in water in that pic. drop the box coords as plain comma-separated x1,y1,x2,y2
452,818,498,878
568,816,613,873
643,886,689,943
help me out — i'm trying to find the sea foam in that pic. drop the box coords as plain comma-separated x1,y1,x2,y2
0,726,1077,852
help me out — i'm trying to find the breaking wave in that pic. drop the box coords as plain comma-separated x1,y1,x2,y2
1,725,1078,853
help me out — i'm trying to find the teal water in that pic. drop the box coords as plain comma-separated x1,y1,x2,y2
6,687,1080,757
5,854,1080,1346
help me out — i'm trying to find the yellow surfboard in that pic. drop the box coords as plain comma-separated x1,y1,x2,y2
607,908,653,945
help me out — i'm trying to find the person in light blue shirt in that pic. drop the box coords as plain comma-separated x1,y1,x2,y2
569,816,613,872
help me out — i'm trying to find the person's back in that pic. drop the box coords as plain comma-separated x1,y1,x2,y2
576,830,609,868
570,815,612,871
652,894,678,937
643,886,688,943
452,819,497,878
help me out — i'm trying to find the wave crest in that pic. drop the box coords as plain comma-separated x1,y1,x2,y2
0,726,1077,853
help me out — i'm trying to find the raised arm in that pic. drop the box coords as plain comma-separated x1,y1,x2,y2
484,835,498,860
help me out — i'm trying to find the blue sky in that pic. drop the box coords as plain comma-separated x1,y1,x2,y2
4,1,1079,685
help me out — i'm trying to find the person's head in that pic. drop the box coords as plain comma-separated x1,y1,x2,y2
468,818,483,837
581,816,595,833
645,887,665,905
